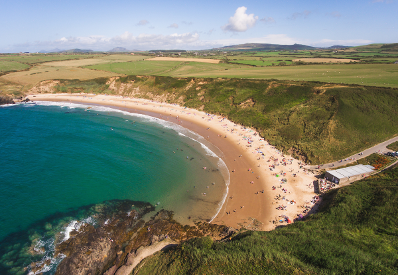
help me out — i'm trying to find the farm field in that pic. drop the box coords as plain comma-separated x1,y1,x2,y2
2,45,398,88
176,63,398,88
44,55,148,67
0,61,30,74
87,60,398,88
0,54,102,65
86,60,237,76
87,60,184,75
0,64,121,85
0,54,149,85
292,58,358,63
147,57,220,63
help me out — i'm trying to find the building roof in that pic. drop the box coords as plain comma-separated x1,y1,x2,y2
326,164,374,179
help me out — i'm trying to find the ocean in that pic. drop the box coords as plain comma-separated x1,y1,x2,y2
0,102,228,274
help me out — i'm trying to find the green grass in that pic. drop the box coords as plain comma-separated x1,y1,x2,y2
229,59,293,66
0,54,102,65
87,60,183,75
135,165,398,275
87,60,398,89
0,61,30,74
387,141,398,151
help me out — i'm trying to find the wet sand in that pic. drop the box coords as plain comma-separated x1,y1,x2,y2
28,93,318,231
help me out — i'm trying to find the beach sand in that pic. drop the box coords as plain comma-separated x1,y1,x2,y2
27,93,318,231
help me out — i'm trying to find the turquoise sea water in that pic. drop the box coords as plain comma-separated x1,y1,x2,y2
0,102,228,274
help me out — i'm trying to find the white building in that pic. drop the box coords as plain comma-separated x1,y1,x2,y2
325,164,374,184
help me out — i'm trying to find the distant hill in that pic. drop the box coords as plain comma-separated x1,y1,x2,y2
109,47,129,52
63,49,94,53
326,45,352,49
381,43,398,51
39,48,64,53
39,48,94,54
353,44,385,50
213,43,316,51
149,50,187,53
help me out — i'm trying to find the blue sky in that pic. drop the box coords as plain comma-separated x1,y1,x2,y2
1,0,397,52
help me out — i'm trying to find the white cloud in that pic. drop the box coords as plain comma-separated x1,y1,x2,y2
56,35,110,45
9,32,302,52
289,10,311,20
6,30,374,52
137,20,149,26
168,23,179,29
260,17,275,24
222,6,258,32
33,31,201,51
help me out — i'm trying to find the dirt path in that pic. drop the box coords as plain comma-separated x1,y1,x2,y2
114,239,178,275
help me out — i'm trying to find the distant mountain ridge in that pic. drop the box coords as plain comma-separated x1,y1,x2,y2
212,43,354,51
39,48,93,53
108,47,129,52
213,43,316,51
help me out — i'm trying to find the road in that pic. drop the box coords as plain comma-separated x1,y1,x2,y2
305,135,398,170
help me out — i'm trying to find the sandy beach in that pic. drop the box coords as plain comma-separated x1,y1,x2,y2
27,93,318,231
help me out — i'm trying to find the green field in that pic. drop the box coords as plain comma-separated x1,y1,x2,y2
86,60,398,88
0,53,148,76
228,59,293,66
0,61,30,74
0,54,102,65
88,60,184,75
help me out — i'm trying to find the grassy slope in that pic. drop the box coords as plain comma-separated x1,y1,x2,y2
134,165,398,275
48,76,398,164
387,141,398,151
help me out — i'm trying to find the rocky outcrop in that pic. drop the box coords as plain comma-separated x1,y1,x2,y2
51,209,233,275
0,95,15,105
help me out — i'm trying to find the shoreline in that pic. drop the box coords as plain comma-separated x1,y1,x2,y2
27,93,318,231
